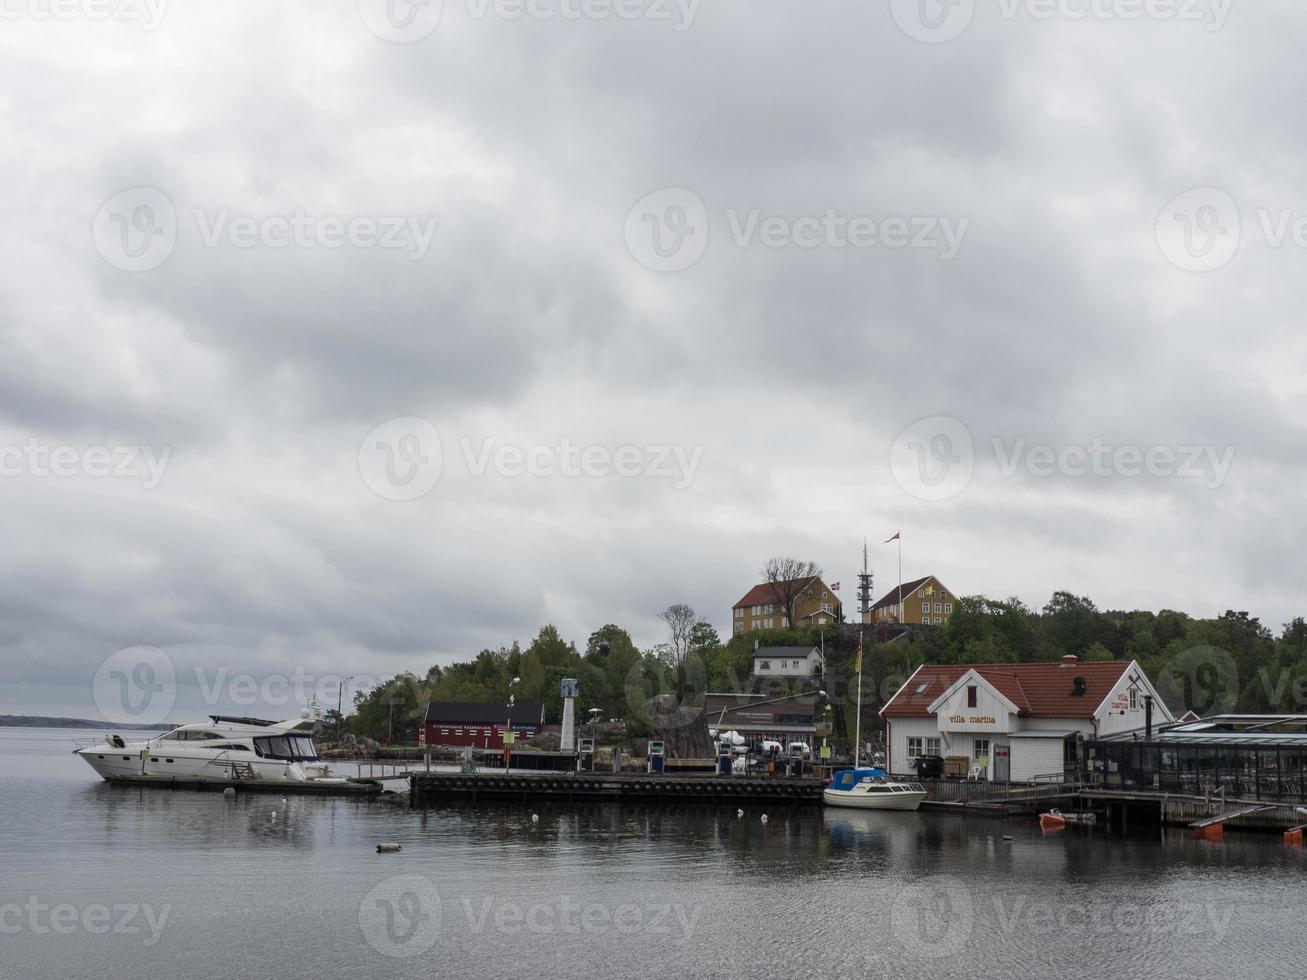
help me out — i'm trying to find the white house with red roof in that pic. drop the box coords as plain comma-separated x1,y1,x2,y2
880,655,1173,782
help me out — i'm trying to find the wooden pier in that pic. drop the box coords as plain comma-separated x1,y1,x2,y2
410,771,823,807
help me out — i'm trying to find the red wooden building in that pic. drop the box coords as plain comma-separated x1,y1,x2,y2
421,701,546,748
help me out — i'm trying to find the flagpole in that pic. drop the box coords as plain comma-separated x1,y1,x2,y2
897,534,903,625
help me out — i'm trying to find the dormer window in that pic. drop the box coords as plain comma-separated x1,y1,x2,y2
967,685,978,708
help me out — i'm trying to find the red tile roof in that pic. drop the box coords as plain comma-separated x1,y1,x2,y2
733,577,818,609
881,660,1133,720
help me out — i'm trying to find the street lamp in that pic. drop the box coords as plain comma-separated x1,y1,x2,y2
336,676,354,743
504,677,521,759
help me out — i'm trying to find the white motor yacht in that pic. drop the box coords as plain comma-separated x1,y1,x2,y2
76,709,354,788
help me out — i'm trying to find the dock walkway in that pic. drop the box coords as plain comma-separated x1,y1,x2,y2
410,771,822,807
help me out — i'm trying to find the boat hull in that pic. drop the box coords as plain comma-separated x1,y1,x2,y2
76,745,330,787
822,788,925,811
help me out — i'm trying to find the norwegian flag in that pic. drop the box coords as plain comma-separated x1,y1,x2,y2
830,581,840,591
884,531,900,543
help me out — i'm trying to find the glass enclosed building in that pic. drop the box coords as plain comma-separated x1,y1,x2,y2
1086,715,1307,802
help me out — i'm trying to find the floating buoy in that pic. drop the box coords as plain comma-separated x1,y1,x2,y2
376,843,402,853
760,814,769,824
531,814,540,823
271,811,278,821
222,787,236,798
737,809,744,818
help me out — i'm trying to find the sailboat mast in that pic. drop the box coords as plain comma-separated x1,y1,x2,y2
854,539,867,768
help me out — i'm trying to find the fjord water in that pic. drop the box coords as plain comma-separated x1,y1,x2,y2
2,728,1304,980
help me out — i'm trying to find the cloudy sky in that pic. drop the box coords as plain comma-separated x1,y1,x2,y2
2,0,1302,719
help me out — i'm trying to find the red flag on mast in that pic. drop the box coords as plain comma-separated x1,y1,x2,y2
884,531,900,543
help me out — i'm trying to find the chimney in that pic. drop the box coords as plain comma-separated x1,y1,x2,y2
1061,654,1079,667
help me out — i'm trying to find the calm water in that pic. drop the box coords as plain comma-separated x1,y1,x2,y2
2,728,1304,980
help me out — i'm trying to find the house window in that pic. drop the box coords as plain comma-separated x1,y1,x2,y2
918,589,925,598
1129,688,1139,710
818,616,827,625
734,622,743,633
735,608,743,618
967,685,977,708
945,603,953,613
759,660,771,671
907,737,924,759
925,737,941,756
922,601,930,613
934,603,942,613
973,738,990,761
935,617,943,624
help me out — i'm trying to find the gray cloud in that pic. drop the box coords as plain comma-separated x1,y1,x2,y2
1,1,1305,716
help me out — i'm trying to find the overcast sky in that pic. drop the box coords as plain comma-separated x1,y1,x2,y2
2,0,1303,720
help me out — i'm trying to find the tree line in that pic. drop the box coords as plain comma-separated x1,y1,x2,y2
347,586,1307,742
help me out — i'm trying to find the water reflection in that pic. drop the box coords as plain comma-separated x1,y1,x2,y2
7,729,1307,980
